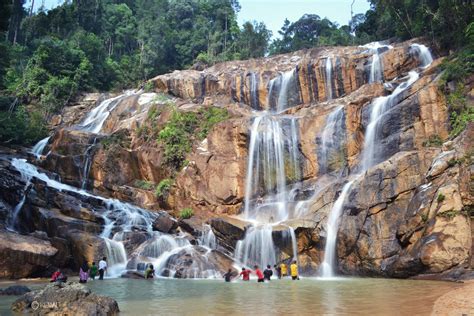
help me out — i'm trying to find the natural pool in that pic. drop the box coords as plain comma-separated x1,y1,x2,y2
0,277,459,315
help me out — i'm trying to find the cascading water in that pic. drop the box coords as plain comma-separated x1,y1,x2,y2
78,93,132,133
362,71,419,171
320,181,354,278
249,72,259,109
319,105,345,174
318,43,434,277
325,57,333,100
236,68,303,269
199,224,217,250
81,137,98,189
267,69,297,112
410,43,433,68
31,136,51,159
362,42,393,84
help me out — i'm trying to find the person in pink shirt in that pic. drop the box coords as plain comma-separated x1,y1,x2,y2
254,265,264,283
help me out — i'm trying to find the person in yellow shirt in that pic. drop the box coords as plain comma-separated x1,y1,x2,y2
290,260,299,280
280,263,288,278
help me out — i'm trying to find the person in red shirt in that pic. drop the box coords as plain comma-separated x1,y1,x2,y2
254,265,264,283
240,267,251,281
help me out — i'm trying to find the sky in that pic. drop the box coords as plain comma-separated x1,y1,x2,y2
29,0,371,38
238,0,371,38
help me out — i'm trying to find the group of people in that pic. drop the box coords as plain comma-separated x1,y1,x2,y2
224,261,300,282
50,257,108,283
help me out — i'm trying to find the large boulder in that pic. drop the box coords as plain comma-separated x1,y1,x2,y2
11,282,119,316
0,230,58,278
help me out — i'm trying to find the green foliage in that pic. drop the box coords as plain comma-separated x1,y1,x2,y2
158,109,198,169
437,193,445,203
269,15,352,55
197,107,229,139
101,131,130,150
157,106,229,170
179,207,194,219
437,210,462,219
135,180,155,190
0,106,47,145
355,0,473,51
420,212,428,223
436,31,474,139
422,135,443,147
155,178,173,198
143,81,154,93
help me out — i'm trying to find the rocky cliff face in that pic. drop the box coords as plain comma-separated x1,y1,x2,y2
0,39,472,279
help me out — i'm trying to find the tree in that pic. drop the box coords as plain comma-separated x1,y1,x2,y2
233,21,272,59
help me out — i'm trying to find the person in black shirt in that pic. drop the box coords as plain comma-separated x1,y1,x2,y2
223,268,234,282
263,265,273,281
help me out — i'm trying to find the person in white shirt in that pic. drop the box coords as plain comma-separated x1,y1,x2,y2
98,257,107,280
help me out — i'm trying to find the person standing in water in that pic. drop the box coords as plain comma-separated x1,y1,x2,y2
223,269,234,282
240,267,251,281
280,263,288,278
290,260,299,280
263,265,273,281
89,262,98,280
79,261,90,283
254,265,264,283
145,264,155,279
98,257,107,280
274,264,282,279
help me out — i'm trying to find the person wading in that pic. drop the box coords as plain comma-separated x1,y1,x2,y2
240,267,251,281
290,260,299,280
254,265,264,283
223,269,234,282
263,265,273,281
280,263,288,278
98,257,107,280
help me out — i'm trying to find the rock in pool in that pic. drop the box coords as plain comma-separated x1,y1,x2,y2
0,285,31,295
11,282,119,315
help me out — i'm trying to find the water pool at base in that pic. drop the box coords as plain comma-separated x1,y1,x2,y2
0,277,460,315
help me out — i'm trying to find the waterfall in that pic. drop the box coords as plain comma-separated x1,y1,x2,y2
410,43,433,68
325,57,333,100
31,136,51,159
266,69,297,112
318,43,434,277
320,181,354,278
199,224,217,250
10,158,158,277
277,70,296,112
319,105,344,174
369,53,382,83
243,115,289,222
362,71,419,171
290,118,301,181
78,92,134,134
81,137,98,189
236,72,304,268
104,234,128,278
235,225,277,269
362,42,393,84
249,72,259,109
